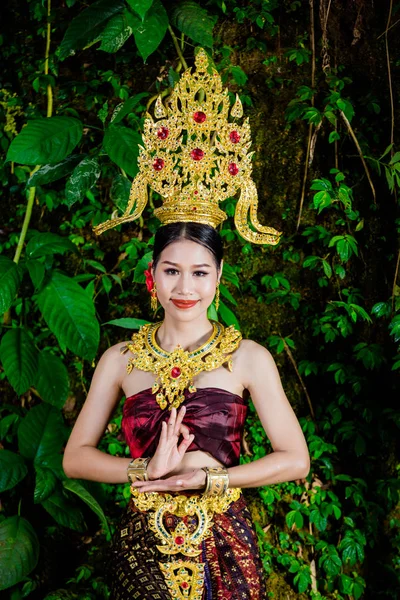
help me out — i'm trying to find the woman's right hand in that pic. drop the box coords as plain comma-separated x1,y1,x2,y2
147,405,195,480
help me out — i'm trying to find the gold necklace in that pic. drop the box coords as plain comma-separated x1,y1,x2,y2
122,320,242,410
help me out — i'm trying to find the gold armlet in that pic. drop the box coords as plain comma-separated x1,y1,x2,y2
201,466,229,497
127,457,151,483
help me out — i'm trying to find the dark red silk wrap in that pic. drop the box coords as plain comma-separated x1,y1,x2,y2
121,387,248,467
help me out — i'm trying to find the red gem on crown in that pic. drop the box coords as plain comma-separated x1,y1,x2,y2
153,158,165,171
228,163,239,176
193,111,206,123
157,126,169,140
174,535,185,545
171,367,181,378
229,130,241,143
191,148,204,161
181,582,189,589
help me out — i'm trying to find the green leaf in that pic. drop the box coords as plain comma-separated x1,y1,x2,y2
63,479,110,536
0,450,28,492
170,0,216,47
36,271,100,361
26,155,83,187
6,117,83,165
219,283,237,306
126,0,153,20
111,93,149,124
99,12,132,53
218,300,240,329
126,0,168,61
133,251,154,283
110,174,131,211
0,516,39,591
42,489,86,531
0,256,22,315
0,328,39,396
18,403,65,462
103,317,149,328
58,0,125,60
26,260,46,290
34,466,58,503
35,351,69,408
65,156,101,207
26,232,77,259
103,125,142,178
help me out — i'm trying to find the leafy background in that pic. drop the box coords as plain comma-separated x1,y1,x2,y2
0,0,399,598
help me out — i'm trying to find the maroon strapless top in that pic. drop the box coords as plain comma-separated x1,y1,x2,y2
121,387,248,467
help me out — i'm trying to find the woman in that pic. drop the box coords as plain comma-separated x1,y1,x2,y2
63,221,310,600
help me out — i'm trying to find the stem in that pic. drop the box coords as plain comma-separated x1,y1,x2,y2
45,0,53,118
392,249,400,315
13,166,40,264
385,0,394,154
282,337,317,424
168,25,188,70
339,110,376,204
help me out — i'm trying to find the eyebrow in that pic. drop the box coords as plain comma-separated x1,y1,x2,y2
161,261,212,268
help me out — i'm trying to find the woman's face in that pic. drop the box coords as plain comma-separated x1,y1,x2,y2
152,239,221,321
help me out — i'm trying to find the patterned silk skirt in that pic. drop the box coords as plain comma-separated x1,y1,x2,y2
107,490,266,600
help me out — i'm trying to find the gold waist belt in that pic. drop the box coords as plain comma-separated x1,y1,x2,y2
130,487,241,599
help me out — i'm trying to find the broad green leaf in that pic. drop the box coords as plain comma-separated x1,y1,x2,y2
111,93,149,124
219,283,237,306
103,317,149,328
63,479,110,536
37,271,100,360
0,256,22,314
0,450,28,492
218,300,240,329
0,516,39,591
26,155,84,187
26,232,77,259
110,173,131,211
99,13,132,53
6,117,83,165
58,0,125,60
126,0,168,61
42,489,86,531
34,466,58,504
133,250,154,283
26,259,46,290
0,328,39,396
0,414,20,441
35,351,69,408
170,0,216,47
65,156,101,207
126,0,153,20
18,402,65,462
103,125,142,178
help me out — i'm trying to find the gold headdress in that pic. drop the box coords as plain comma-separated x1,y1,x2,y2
94,49,282,245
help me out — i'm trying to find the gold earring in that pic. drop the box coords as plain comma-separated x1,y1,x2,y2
151,282,158,312
215,281,220,311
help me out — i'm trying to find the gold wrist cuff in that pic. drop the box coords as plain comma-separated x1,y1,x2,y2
202,466,229,497
127,457,151,483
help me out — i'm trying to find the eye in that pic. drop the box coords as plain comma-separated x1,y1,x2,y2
193,271,209,277
165,268,179,275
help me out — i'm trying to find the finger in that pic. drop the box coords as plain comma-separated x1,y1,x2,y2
174,405,186,436
167,406,177,435
159,420,167,444
178,424,191,440
178,433,195,456
132,480,185,493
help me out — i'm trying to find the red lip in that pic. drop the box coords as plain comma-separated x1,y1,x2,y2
171,299,199,309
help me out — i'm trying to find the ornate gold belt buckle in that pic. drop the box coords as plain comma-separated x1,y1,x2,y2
130,487,241,599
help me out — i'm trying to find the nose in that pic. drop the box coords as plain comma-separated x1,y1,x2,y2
175,272,194,297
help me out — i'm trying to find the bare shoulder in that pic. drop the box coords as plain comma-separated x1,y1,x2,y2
94,340,132,384
236,338,277,388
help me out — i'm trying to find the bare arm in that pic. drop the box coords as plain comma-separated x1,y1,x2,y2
226,340,310,488
62,344,133,483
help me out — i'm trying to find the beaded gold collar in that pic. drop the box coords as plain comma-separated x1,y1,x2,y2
121,321,242,410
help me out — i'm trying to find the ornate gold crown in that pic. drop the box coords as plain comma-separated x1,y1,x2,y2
94,49,282,245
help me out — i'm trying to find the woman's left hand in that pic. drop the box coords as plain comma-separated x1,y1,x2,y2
130,468,206,493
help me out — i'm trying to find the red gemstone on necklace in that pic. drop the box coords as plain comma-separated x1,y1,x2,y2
181,582,189,589
230,130,241,143
228,162,239,175
191,148,204,161
157,126,169,140
153,158,165,171
193,111,206,123
175,535,185,545
171,367,181,378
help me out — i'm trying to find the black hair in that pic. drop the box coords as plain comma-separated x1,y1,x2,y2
152,222,223,273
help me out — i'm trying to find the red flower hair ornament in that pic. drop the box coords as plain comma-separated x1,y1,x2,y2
144,262,154,293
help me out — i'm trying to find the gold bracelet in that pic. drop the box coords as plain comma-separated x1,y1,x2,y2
201,466,229,497
127,457,152,483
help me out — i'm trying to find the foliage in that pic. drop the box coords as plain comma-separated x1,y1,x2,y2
0,0,399,598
